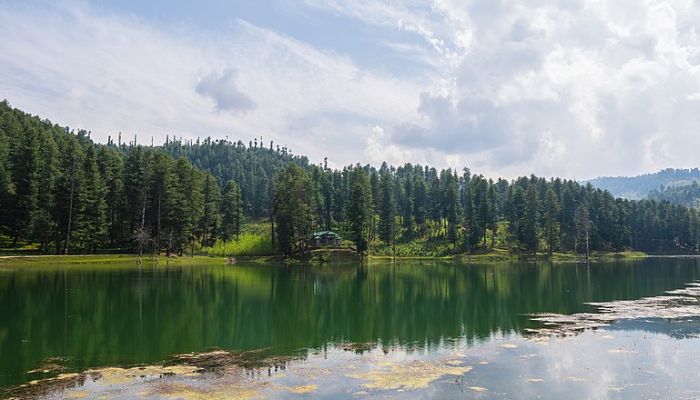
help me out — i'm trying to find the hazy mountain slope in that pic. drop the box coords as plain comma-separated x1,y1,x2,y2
585,168,700,199
648,182,700,209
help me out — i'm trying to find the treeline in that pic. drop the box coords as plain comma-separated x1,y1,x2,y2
161,136,310,219
2,101,699,256
0,101,243,255
165,137,700,255
264,163,700,256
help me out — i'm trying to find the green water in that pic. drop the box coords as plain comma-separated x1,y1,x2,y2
2,258,700,397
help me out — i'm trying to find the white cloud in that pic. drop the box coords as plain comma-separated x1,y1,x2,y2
0,1,424,167
195,68,255,114
316,0,700,178
3,1,700,179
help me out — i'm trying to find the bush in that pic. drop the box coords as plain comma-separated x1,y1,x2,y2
204,234,273,257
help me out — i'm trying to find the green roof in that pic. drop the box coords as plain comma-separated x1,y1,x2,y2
313,231,341,239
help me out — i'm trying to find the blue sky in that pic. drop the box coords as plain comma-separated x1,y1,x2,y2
2,0,700,179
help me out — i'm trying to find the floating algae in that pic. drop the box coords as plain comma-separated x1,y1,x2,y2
286,384,318,394
527,281,700,338
347,359,471,391
7,349,298,400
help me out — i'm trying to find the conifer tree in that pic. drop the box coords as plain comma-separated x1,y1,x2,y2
543,189,560,255
347,166,372,254
378,170,395,245
272,165,315,256
221,180,243,241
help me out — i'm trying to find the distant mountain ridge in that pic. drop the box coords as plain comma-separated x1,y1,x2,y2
585,168,700,200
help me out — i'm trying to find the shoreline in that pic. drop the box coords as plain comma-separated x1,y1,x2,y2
0,250,689,266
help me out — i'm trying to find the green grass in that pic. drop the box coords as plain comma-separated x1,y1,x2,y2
204,233,273,257
369,236,458,258
0,254,228,266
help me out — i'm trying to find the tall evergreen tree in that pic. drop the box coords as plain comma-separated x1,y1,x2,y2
523,184,539,255
272,165,315,256
78,145,107,251
221,180,243,241
543,189,560,256
378,170,395,245
8,125,39,243
200,173,221,247
347,167,372,254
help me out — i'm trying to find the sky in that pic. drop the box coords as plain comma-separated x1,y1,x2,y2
2,0,700,180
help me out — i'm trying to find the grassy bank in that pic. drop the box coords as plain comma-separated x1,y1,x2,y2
0,254,229,266
0,249,652,267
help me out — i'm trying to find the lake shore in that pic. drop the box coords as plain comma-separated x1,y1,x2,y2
0,250,664,266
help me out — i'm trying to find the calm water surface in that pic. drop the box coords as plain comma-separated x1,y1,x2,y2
2,258,700,398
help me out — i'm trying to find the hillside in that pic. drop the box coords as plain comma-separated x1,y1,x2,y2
585,168,700,199
648,182,700,209
2,101,700,257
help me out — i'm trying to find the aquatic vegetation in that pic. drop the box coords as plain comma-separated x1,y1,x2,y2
347,359,471,391
528,281,700,337
6,349,297,399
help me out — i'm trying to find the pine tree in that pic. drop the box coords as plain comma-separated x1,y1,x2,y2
8,125,39,243
378,171,395,245
543,189,560,256
97,146,124,248
122,146,149,250
487,182,497,247
442,170,460,245
272,165,315,256
413,176,427,234
55,136,84,254
221,180,243,241
0,112,11,232
78,145,107,251
347,166,372,254
523,184,539,255
32,131,58,252
200,173,221,247
402,175,414,239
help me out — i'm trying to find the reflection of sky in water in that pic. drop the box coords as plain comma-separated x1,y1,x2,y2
53,319,700,399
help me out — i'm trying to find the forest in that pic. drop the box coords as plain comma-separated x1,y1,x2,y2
648,182,700,210
1,101,699,257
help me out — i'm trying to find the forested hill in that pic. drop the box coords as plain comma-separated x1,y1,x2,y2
2,101,700,257
648,182,700,209
161,138,310,219
0,101,243,255
586,168,700,200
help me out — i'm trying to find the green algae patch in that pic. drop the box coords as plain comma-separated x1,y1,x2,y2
285,384,318,394
528,281,700,338
6,349,298,400
347,359,472,391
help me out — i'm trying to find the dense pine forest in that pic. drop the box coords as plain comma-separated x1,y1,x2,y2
648,182,700,210
1,101,699,257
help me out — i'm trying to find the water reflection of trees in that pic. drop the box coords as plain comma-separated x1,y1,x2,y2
1,258,699,387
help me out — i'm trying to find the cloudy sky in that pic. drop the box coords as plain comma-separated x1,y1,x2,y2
2,0,700,179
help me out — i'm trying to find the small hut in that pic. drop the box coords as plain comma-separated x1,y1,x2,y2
311,231,341,247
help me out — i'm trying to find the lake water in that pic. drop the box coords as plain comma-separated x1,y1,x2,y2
2,258,700,398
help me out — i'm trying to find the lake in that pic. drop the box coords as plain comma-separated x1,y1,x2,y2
2,258,700,398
